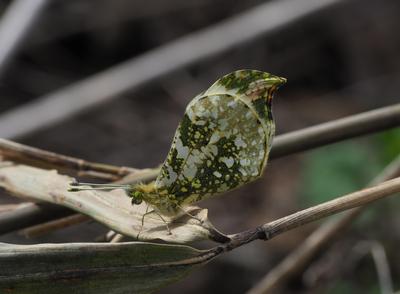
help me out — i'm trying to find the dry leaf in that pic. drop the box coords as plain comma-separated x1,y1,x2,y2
0,162,228,243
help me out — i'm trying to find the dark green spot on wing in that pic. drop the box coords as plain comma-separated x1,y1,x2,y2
179,114,213,149
218,70,272,94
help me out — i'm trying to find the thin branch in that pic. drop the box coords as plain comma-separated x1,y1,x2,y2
0,138,140,181
247,154,400,294
5,167,400,245
197,177,400,264
0,203,22,213
302,240,395,294
354,241,394,294
19,214,90,238
270,103,400,158
1,103,399,236
2,103,399,174
160,176,400,269
258,177,400,242
3,167,399,265
30,0,212,46
94,230,120,242
371,243,393,293
0,203,73,235
0,0,345,139
105,230,118,242
0,0,50,78
110,234,125,243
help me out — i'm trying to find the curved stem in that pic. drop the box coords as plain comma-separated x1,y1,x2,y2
246,154,400,294
0,139,137,181
270,103,400,158
214,176,400,257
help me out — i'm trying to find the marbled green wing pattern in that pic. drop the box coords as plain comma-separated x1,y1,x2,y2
155,93,271,207
69,71,285,218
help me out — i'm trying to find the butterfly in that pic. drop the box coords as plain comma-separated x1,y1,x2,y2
70,70,286,219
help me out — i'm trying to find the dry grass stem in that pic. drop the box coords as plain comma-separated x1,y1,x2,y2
19,214,90,238
247,154,400,294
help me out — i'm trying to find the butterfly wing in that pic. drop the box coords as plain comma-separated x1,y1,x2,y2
155,93,272,206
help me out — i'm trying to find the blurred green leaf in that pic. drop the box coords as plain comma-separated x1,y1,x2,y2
327,280,355,294
0,241,209,294
300,141,382,206
375,128,400,164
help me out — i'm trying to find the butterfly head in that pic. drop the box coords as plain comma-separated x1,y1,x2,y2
127,182,159,206
130,190,144,205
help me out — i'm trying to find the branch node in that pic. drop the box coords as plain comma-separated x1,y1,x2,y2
256,226,268,240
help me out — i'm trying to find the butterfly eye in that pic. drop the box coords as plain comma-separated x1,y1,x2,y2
131,198,142,205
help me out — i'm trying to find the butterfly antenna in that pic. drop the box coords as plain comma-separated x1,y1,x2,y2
68,181,130,192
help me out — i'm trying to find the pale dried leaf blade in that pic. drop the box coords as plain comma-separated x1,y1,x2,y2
0,241,208,294
0,162,227,243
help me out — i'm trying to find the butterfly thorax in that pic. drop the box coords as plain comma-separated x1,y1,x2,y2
128,182,181,216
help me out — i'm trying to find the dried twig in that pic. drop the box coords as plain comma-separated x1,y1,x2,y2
2,104,399,175
105,230,118,242
0,202,73,235
205,177,400,260
0,0,345,139
1,103,399,236
110,234,125,243
3,165,400,244
354,241,394,294
246,155,400,294
0,0,49,78
0,138,140,181
301,240,394,293
270,103,400,158
0,203,21,213
2,160,400,248
256,177,400,240
31,0,212,46
19,214,90,238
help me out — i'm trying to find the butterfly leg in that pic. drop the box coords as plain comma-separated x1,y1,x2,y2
176,204,203,225
136,204,152,239
136,205,172,238
155,212,171,235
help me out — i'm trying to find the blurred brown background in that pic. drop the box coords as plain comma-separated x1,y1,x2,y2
0,0,399,293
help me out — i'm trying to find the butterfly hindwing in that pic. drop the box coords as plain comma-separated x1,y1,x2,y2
155,93,269,206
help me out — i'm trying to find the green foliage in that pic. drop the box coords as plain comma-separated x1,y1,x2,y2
327,280,381,294
300,141,382,206
327,280,355,294
375,128,400,164
300,129,400,226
